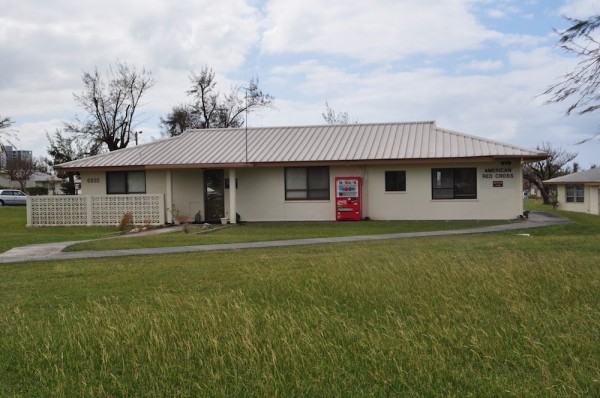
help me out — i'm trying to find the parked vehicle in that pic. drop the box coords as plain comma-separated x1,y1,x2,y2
0,189,28,206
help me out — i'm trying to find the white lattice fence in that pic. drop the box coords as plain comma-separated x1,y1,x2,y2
27,195,165,226
28,196,88,226
91,195,163,225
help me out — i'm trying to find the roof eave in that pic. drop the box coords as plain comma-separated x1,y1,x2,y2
55,155,536,173
544,180,600,186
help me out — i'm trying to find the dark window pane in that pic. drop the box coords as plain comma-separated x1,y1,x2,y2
128,171,146,193
308,189,329,200
431,168,476,200
285,167,329,200
566,185,584,203
107,171,145,194
286,168,307,190
454,168,477,199
385,171,406,192
107,172,127,194
309,167,329,190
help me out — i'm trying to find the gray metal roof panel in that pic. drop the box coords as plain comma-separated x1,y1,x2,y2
544,167,600,184
56,121,547,169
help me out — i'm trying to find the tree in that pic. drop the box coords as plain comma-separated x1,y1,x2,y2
0,115,15,156
161,66,274,137
0,116,11,129
5,157,35,191
159,104,198,138
523,142,578,204
544,15,600,143
322,101,356,124
72,61,156,151
46,129,100,194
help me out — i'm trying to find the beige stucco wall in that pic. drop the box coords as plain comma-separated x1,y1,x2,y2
79,171,105,195
234,162,521,221
81,169,205,221
365,162,522,220
556,185,600,215
170,169,203,220
80,160,525,222
234,168,334,221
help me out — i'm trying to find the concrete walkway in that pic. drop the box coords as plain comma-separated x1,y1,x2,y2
0,211,569,264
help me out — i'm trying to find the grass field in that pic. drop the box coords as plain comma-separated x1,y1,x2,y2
66,219,508,252
0,207,117,253
0,203,599,396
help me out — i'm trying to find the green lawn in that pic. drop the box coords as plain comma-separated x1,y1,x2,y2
0,202,598,396
67,218,509,251
0,207,118,253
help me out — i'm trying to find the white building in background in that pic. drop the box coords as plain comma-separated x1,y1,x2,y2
545,168,600,216
0,171,62,191
0,145,33,169
40,121,547,227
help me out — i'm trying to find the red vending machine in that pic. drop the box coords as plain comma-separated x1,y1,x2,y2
335,177,362,221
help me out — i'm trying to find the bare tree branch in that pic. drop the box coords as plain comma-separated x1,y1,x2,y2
523,142,578,204
5,157,35,191
161,66,274,137
322,101,357,125
0,115,16,155
73,61,156,151
544,15,600,143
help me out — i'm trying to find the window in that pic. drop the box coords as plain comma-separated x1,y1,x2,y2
566,185,584,203
432,168,477,199
285,167,330,200
107,171,146,194
385,171,406,192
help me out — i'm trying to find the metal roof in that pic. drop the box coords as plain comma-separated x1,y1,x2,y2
56,121,547,170
544,167,600,185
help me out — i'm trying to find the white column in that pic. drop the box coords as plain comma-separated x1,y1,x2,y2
26,196,32,227
229,168,237,224
517,160,524,217
166,170,173,223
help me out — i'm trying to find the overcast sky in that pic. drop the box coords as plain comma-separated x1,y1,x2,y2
1,0,599,167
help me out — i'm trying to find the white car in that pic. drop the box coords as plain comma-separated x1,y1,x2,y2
0,189,28,206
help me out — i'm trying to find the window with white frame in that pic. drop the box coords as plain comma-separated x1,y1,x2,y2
566,184,584,203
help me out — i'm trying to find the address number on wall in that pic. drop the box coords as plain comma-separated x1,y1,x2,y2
87,177,100,184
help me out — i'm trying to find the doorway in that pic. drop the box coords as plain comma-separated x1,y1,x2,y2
204,169,225,223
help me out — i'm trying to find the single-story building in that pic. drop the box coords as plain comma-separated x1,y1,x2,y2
1,171,64,193
34,121,546,226
544,168,600,216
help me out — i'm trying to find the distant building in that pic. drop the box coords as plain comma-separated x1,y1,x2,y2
544,168,600,216
0,145,33,169
0,171,62,192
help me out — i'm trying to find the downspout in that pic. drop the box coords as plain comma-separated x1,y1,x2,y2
229,168,237,224
166,170,173,224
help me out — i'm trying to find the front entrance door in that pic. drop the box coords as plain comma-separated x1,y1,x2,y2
204,169,225,223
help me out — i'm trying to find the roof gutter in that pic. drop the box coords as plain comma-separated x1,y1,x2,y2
54,155,546,173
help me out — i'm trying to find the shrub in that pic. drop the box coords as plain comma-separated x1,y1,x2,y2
25,187,49,196
117,212,134,232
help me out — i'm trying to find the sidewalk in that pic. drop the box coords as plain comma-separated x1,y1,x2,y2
0,211,569,264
